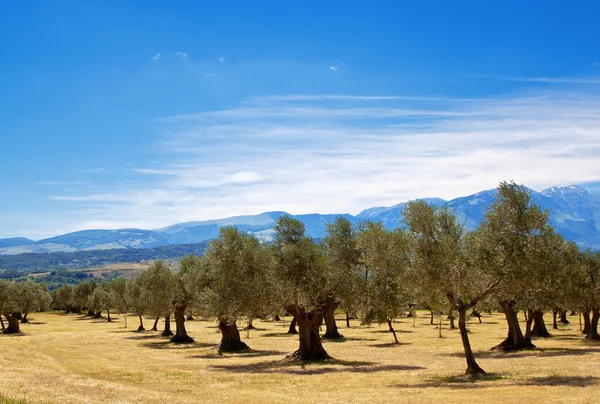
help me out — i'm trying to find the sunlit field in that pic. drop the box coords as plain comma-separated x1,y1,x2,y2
1,311,599,403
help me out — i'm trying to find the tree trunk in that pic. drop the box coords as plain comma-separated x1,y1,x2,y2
106,309,112,322
552,309,558,330
274,314,281,322
287,317,298,334
137,314,145,331
345,312,351,328
585,309,600,340
152,316,160,331
492,300,535,351
161,315,173,337
458,308,486,375
531,310,551,338
560,310,570,324
387,319,399,344
323,302,343,339
245,317,256,330
87,310,95,317
2,312,20,334
21,312,29,324
583,312,591,334
0,314,4,330
286,309,330,361
472,310,482,324
430,311,434,325
186,312,195,321
170,305,194,343
448,311,456,329
94,311,102,319
217,319,249,352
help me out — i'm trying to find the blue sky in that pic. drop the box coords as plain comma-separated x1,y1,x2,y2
1,1,600,239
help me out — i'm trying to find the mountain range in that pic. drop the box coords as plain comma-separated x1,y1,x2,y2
1,185,599,255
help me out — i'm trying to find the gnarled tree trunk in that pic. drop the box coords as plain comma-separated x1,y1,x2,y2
137,314,145,331
586,309,600,340
323,300,343,339
218,319,249,352
492,300,535,351
171,305,193,343
583,311,591,334
458,308,486,375
560,310,570,324
0,315,5,330
21,312,29,324
161,315,173,337
2,312,20,334
152,316,160,331
531,310,550,338
287,317,298,334
286,305,330,361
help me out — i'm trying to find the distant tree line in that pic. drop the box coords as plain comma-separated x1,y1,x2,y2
2,182,600,376
0,242,208,273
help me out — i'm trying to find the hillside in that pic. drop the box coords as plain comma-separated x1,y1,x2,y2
1,184,599,258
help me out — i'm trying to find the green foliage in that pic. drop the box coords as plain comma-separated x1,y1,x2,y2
272,215,328,311
200,227,276,322
140,261,174,317
357,221,410,324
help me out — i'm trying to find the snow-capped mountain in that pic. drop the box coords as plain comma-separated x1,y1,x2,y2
1,185,599,255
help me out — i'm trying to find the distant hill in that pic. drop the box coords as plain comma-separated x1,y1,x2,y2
0,237,35,248
1,184,599,257
0,242,207,272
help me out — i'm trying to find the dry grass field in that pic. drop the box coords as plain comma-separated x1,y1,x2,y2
1,311,599,403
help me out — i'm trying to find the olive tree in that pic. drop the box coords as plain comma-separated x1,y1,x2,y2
15,281,52,323
322,216,362,338
141,261,174,336
357,221,411,344
271,215,332,360
477,182,551,351
200,227,275,352
404,201,498,375
170,255,202,343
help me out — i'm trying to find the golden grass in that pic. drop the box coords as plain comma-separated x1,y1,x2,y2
1,311,599,403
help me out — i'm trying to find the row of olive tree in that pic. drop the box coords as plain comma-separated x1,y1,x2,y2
23,181,600,376
0,280,52,333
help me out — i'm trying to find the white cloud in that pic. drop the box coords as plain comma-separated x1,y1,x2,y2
176,52,188,60
47,87,600,233
153,53,160,61
329,66,338,72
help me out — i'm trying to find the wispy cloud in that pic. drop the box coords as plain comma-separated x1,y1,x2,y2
329,66,338,72
153,53,160,61
48,86,600,233
478,74,600,84
176,52,188,60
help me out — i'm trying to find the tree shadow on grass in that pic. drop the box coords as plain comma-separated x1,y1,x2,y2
140,341,214,350
189,350,286,360
322,337,377,343
394,374,599,390
26,321,46,325
126,334,162,341
441,347,600,360
210,359,425,375
394,373,506,390
369,329,415,334
521,376,599,387
370,342,411,348
261,332,297,338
